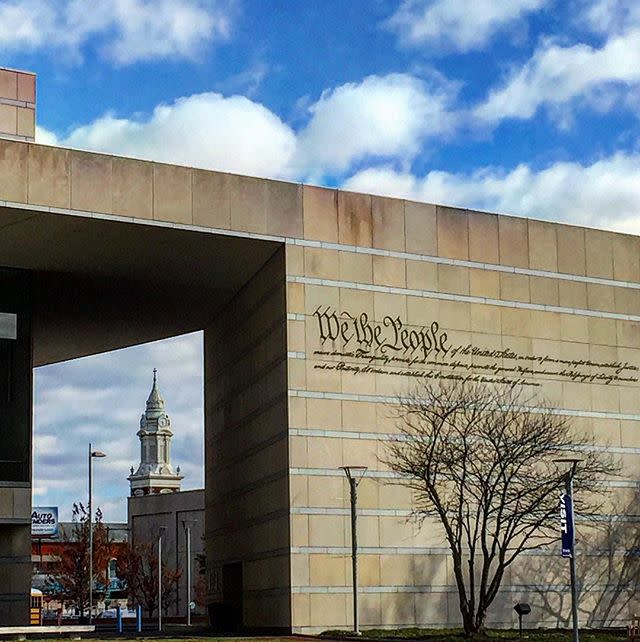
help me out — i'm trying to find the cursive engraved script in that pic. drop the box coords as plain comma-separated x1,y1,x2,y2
311,308,639,388
313,306,450,360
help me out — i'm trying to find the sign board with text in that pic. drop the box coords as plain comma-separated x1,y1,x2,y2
31,507,59,537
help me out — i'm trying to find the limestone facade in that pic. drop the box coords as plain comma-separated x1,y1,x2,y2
286,196,640,631
0,67,35,142
0,133,637,630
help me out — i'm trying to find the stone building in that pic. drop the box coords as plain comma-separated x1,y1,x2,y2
128,370,184,496
0,66,639,631
31,522,128,612
127,371,204,618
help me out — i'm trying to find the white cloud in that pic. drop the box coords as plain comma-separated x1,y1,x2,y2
41,74,458,181
44,92,297,179
293,74,457,177
343,152,640,234
385,0,547,52
0,0,231,65
35,126,59,146
474,28,640,124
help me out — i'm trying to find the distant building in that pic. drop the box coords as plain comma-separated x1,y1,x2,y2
31,521,128,613
127,371,204,618
128,369,183,496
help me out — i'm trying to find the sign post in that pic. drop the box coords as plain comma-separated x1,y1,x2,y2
560,474,579,642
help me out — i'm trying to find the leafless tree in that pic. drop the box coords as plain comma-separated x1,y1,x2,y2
118,541,181,618
383,380,619,636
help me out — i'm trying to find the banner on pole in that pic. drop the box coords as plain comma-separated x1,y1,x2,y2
560,493,574,558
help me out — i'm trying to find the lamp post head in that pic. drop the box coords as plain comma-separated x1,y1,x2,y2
553,456,582,480
341,465,368,484
91,450,107,458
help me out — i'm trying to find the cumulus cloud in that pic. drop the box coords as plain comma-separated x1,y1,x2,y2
343,152,640,234
0,0,231,65
41,74,458,180
385,0,547,52
293,73,457,176
44,93,298,179
474,28,640,124
33,332,204,522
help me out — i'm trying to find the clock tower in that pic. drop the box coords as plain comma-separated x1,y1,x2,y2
128,369,183,496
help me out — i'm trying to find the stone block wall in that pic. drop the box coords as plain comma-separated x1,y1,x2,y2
0,68,35,142
287,188,640,631
205,247,290,629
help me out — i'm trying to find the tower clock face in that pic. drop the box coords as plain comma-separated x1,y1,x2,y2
159,417,167,427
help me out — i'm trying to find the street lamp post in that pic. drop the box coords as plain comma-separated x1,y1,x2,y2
88,444,106,623
186,524,191,627
341,466,367,635
555,457,581,642
158,526,166,632
181,519,198,626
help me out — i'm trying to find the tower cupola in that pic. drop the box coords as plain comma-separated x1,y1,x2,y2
128,369,183,496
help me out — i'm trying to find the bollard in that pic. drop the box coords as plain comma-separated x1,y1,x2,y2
136,605,142,633
116,605,122,634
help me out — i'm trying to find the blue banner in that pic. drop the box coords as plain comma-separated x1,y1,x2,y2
560,493,574,558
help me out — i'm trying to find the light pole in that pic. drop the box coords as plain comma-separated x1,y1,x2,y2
555,457,581,642
88,444,106,623
181,519,198,626
158,526,166,632
341,466,367,635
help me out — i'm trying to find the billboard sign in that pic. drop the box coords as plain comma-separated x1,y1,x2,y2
31,507,59,537
560,493,574,558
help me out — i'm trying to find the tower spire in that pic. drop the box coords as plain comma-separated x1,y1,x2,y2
128,370,183,496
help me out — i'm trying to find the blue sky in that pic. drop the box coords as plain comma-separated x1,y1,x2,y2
2,0,640,520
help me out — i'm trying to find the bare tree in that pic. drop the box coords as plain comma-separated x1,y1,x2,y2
383,380,619,636
118,541,181,618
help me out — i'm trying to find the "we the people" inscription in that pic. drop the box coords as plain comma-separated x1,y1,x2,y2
311,307,639,389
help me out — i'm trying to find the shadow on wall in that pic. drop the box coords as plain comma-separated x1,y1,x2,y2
356,513,450,629
512,489,640,628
